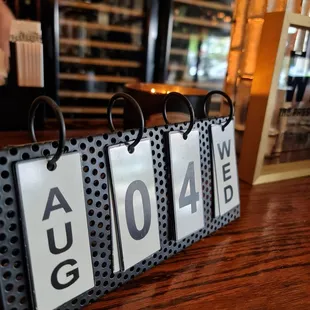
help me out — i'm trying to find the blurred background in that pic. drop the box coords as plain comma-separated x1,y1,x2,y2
3,0,233,128
2,0,310,158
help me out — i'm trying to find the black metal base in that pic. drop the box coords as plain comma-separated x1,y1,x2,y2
0,117,239,309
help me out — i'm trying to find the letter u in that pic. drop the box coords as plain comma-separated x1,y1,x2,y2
47,222,73,255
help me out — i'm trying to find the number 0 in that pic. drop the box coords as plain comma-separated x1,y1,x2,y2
125,180,152,241
179,161,199,213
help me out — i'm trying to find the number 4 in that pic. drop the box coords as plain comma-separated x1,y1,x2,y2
179,161,199,213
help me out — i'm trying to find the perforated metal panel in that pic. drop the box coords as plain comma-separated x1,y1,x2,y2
0,117,240,310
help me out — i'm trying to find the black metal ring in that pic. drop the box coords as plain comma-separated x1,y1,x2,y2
203,90,234,131
29,96,66,171
108,92,144,153
162,92,195,139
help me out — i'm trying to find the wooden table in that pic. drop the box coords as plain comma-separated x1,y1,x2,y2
1,131,309,309
85,177,310,310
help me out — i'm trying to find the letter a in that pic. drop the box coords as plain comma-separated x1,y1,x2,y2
42,187,72,221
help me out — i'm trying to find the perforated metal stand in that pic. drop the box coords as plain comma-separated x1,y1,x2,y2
0,117,240,310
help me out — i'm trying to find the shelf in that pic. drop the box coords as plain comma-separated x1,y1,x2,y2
60,38,143,51
172,32,201,40
60,19,142,35
60,106,123,115
174,0,232,12
178,80,223,89
59,56,141,68
170,48,188,56
47,118,123,130
174,16,231,30
59,90,114,100
59,0,143,17
168,64,188,71
59,73,138,83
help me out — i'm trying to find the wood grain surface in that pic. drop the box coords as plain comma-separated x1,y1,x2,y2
0,131,309,309
85,177,310,310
